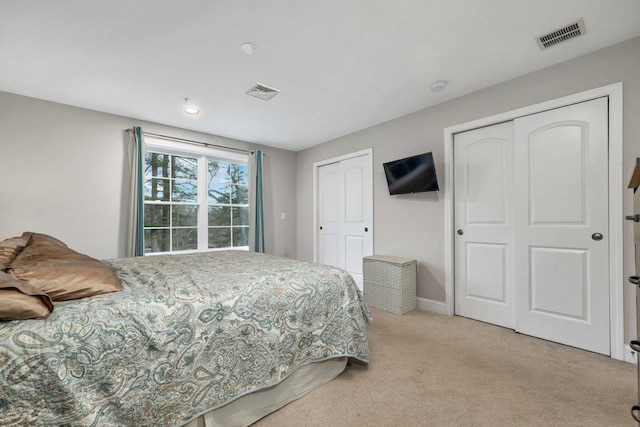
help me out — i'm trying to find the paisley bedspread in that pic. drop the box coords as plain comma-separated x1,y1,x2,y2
0,251,371,426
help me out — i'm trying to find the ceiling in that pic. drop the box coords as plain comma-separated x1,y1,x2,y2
1,1,639,151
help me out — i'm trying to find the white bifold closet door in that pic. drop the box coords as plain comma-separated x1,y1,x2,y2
454,97,610,355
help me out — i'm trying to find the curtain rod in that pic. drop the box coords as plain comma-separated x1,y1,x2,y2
126,128,255,155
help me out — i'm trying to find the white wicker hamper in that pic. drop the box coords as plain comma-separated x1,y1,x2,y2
363,255,417,315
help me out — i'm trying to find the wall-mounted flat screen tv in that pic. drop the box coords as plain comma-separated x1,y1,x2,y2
383,152,439,195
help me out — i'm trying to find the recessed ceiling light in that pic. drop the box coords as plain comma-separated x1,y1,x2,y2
184,106,200,115
183,98,200,115
430,80,447,92
241,42,258,55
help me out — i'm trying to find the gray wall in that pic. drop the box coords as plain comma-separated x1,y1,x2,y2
296,36,640,342
0,91,297,260
1,36,638,343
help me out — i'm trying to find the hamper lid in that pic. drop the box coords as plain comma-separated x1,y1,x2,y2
363,255,416,266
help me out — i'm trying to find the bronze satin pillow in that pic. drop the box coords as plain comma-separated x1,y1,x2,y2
7,233,123,301
0,232,33,270
0,271,54,321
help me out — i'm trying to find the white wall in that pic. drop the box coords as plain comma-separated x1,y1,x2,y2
0,92,297,260
296,36,640,342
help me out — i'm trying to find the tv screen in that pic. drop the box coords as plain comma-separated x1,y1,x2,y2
383,152,439,195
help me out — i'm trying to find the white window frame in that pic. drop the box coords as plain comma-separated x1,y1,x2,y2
144,136,250,255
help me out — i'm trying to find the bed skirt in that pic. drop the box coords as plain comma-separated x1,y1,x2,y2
183,357,348,427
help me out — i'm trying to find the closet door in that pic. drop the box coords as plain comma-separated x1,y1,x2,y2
513,97,609,355
318,153,373,290
454,121,515,328
453,97,610,355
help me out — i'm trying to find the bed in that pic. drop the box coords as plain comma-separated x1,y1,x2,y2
0,240,371,426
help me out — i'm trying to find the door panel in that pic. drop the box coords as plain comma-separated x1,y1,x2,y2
321,234,340,268
466,243,507,303
321,165,340,223
454,121,515,328
345,236,364,276
466,140,506,224
342,155,372,289
344,167,363,222
514,97,609,355
529,246,587,319
529,124,586,224
318,162,343,271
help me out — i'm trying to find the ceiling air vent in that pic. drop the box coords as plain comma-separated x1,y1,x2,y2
536,18,586,50
246,83,280,101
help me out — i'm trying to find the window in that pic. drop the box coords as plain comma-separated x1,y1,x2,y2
143,137,249,254
206,160,249,249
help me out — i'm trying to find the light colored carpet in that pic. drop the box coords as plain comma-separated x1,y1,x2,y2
254,307,637,427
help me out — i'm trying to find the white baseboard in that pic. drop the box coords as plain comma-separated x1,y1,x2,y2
625,344,638,365
416,297,447,315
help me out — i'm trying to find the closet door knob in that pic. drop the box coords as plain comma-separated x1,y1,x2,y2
592,233,603,241
457,229,464,235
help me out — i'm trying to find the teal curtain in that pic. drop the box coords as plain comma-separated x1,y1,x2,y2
249,150,265,253
127,127,145,256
